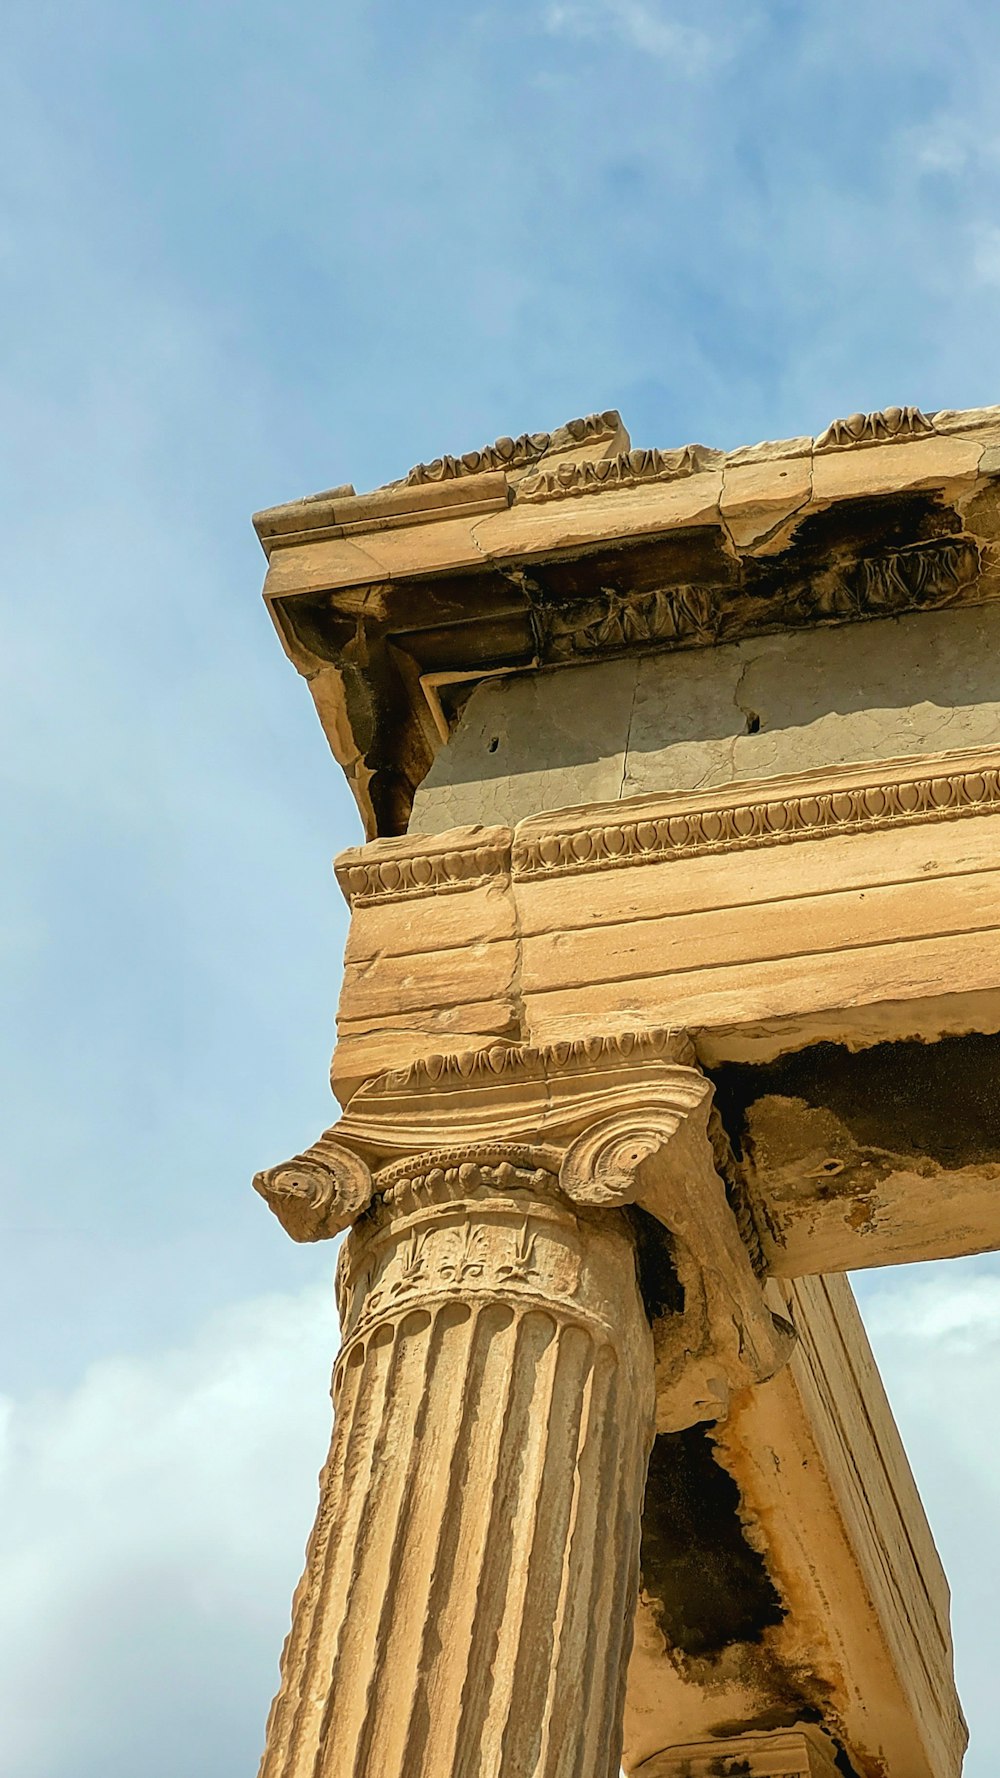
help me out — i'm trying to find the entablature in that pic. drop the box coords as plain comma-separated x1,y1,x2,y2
254,402,1000,834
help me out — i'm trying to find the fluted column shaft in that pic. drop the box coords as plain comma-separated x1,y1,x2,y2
259,1149,655,1778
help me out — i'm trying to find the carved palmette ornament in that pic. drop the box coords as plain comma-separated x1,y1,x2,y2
334,1152,638,1360
803,536,979,621
540,582,719,657
404,410,621,484
814,404,935,450
527,535,978,668
518,442,722,502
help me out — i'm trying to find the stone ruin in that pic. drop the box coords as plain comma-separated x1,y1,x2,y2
248,400,1000,1776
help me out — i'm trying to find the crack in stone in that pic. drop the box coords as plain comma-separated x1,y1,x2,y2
719,451,816,557
468,515,496,563
732,653,766,729
722,652,768,774
618,659,642,800
717,461,740,561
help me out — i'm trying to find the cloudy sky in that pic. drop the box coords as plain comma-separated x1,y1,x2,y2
4,1,1000,1772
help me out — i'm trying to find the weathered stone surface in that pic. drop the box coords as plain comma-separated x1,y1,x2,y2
251,399,1000,1778
622,1273,965,1776
720,452,813,551
338,748,1000,1094
633,1727,840,1777
409,657,634,833
715,1031,1000,1275
255,1038,795,1778
260,1173,653,1778
256,400,1000,837
410,600,1000,831
627,599,1000,798
810,427,982,501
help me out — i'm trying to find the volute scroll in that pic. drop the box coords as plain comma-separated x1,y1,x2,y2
558,1087,794,1430
252,1133,373,1241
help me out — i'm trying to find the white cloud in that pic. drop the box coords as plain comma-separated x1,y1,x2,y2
972,221,1000,287
543,0,719,70
0,1281,338,1778
913,124,969,175
4,1260,998,1778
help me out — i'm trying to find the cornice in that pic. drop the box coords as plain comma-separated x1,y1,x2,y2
252,468,510,552
336,747,1000,907
256,397,1000,839
255,403,1000,550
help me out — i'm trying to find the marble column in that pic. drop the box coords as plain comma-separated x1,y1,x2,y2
254,1034,792,1778
257,1147,655,1778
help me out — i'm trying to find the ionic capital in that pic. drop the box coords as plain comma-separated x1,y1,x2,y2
635,1727,841,1778
254,1029,793,1432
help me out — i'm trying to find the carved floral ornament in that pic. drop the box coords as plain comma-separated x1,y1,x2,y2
254,1032,792,1432
404,410,621,485
506,406,938,506
813,404,935,450
540,581,719,655
400,404,940,505
517,443,721,502
530,534,979,659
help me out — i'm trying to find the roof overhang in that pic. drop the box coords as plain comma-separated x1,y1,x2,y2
254,403,1000,835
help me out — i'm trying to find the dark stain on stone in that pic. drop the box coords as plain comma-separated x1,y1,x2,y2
713,1031,1000,1171
535,527,739,601
640,1426,785,1658
768,489,962,567
627,1205,685,1320
713,1702,821,1735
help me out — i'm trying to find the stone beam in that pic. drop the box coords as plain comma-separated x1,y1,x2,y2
624,1271,966,1776
332,748,1000,1094
716,1031,1000,1276
253,403,1000,837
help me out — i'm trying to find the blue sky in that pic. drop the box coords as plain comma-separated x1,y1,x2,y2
4,2,1000,1773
